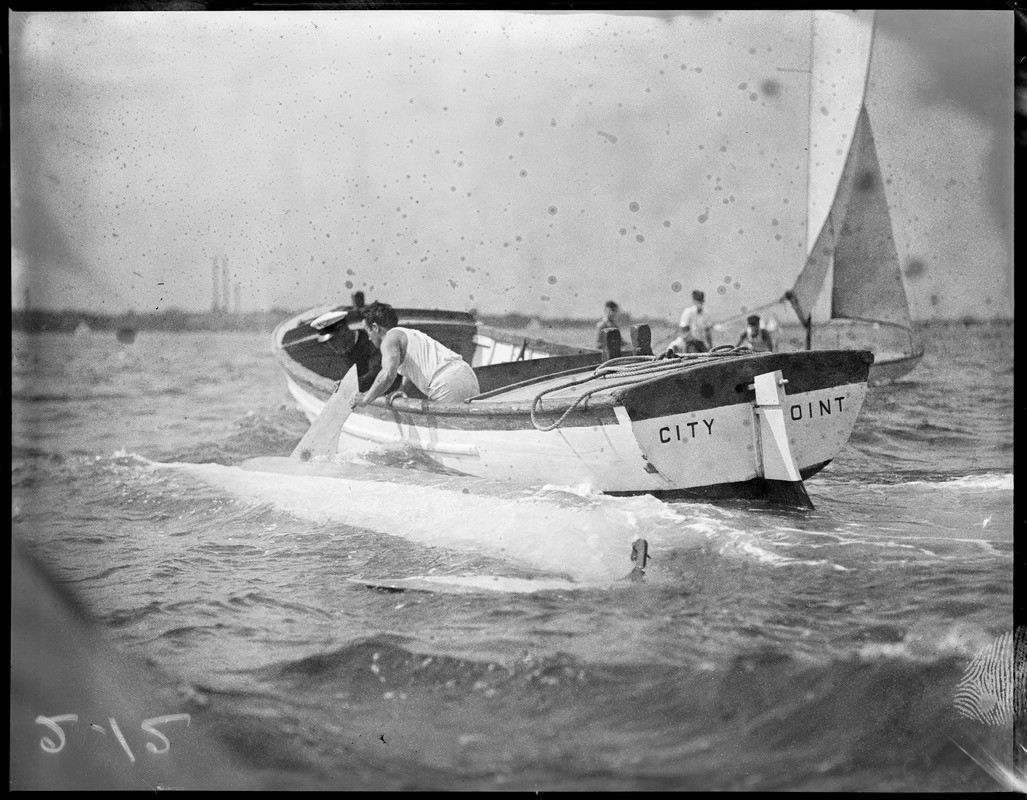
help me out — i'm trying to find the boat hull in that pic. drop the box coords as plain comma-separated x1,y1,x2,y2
617,350,870,491
277,319,873,500
868,348,924,385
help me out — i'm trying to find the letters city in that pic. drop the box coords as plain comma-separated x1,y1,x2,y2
657,396,846,444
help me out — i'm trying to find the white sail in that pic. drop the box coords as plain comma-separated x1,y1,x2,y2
805,10,875,259
829,109,914,330
790,104,915,333
783,9,920,379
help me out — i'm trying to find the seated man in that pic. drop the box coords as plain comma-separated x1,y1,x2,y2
351,301,480,407
736,313,774,352
595,300,622,349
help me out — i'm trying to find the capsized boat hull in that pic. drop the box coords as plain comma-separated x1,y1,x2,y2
276,324,873,500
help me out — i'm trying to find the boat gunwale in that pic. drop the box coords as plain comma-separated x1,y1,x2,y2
277,327,874,426
282,363,623,421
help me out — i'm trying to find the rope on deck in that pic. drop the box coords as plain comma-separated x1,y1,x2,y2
528,347,750,432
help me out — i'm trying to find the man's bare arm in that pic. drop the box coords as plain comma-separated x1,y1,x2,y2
352,330,405,407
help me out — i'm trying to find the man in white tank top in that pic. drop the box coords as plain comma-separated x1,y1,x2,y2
350,301,480,406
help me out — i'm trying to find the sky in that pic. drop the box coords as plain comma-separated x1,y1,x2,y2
9,9,1014,322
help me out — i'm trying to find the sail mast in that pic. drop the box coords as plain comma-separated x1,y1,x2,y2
802,10,815,351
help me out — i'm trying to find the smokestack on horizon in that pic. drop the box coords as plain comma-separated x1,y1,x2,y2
211,256,220,313
221,258,230,315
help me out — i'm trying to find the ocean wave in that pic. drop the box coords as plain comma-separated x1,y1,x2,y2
111,448,156,466
258,636,632,709
827,471,1013,491
896,474,1013,491
855,621,1009,664
10,391,77,403
11,389,139,403
713,533,850,570
242,634,992,791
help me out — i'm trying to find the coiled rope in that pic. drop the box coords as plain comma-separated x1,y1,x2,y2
529,347,750,432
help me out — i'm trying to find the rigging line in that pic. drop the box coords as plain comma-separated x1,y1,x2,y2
709,298,789,329
529,351,748,432
861,11,879,115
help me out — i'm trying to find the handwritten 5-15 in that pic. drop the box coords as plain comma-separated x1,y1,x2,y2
35,714,191,762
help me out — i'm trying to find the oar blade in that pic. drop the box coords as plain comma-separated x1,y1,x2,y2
290,366,359,461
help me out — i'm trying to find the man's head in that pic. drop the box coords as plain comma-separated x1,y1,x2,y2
351,291,366,309
692,290,705,305
362,301,399,346
605,300,619,315
746,314,761,330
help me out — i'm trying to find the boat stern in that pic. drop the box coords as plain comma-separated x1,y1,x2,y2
617,350,873,503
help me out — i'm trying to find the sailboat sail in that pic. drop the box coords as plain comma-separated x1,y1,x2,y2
786,9,874,326
782,10,921,381
829,109,914,330
789,106,915,334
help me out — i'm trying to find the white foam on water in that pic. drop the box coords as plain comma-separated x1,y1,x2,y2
873,473,1013,492
147,455,871,580
138,453,1006,576
709,525,851,570
350,574,584,594
153,460,714,583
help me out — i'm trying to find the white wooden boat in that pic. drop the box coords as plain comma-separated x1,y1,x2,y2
272,305,873,508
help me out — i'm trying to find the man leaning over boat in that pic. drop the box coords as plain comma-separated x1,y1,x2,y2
350,301,481,407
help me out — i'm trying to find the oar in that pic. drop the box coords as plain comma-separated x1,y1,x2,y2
290,365,359,462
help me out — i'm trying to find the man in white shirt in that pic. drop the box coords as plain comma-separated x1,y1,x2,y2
350,301,480,406
669,290,712,353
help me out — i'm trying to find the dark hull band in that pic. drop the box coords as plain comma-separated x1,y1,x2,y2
607,461,831,508
620,350,874,422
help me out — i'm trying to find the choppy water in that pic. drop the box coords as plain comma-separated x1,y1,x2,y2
10,322,1018,790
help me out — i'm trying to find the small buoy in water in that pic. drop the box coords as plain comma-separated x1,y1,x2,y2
116,328,137,344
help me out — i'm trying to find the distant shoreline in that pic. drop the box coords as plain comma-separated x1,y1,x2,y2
10,309,298,334
10,308,1012,335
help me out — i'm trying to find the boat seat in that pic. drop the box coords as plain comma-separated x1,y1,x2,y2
472,352,603,395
